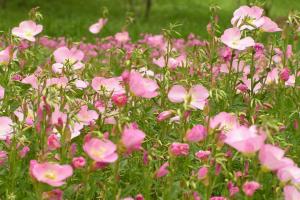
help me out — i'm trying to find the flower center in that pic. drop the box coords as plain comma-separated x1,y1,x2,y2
44,171,57,180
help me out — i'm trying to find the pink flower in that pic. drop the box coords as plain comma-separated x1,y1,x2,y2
155,162,169,178
224,126,266,154
231,6,265,30
284,185,300,200
19,146,30,158
169,142,189,156
185,125,207,142
221,28,255,50
227,181,239,197
210,112,239,132
121,125,146,153
77,105,99,125
210,197,227,200
195,150,211,160
157,110,174,122
83,138,118,163
12,20,43,42
115,31,130,44
31,161,73,186
259,144,294,171
72,157,86,169
47,134,61,151
75,80,89,89
52,47,84,73
197,166,208,180
168,84,209,110
0,116,13,140
51,106,67,126
89,18,108,34
112,94,127,107
92,77,125,95
277,166,300,183
280,68,290,82
260,17,282,32
21,74,38,89
0,85,4,100
0,46,11,65
129,71,159,98
242,181,260,196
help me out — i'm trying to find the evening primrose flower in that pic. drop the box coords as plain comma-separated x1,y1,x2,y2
89,18,108,34
224,126,266,154
30,161,73,187
231,6,265,30
83,138,118,163
77,105,99,125
12,20,43,42
129,71,159,99
221,28,255,50
0,116,13,140
52,46,85,73
168,84,209,110
259,144,294,171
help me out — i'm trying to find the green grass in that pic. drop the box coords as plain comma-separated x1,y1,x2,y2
0,0,299,40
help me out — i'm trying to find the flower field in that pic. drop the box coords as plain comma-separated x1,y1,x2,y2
0,3,300,200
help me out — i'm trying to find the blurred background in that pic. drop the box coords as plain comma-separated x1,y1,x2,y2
0,0,299,40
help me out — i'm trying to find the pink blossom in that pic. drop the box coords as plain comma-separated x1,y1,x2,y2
19,146,30,158
284,185,300,200
227,181,239,197
75,80,89,89
169,142,189,156
0,116,13,140
197,166,208,180
221,28,255,50
72,156,86,169
231,6,265,30
51,106,67,126
260,17,282,32
277,166,300,183
195,150,211,160
0,85,4,100
92,77,125,95
242,181,260,196
31,161,73,186
185,125,207,142
259,144,294,171
168,84,209,110
210,112,239,132
77,105,99,125
157,110,174,122
21,74,38,89
83,138,118,163
0,46,11,65
121,125,146,153
47,134,61,151
112,94,127,107
210,197,227,200
155,162,169,178
129,71,159,98
224,126,266,154
52,47,84,73
89,18,108,34
280,68,290,82
12,20,43,42
46,77,68,87
115,31,130,44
